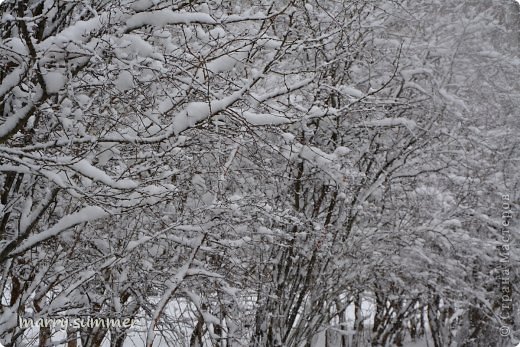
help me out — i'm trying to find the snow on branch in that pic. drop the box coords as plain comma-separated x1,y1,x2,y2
359,117,417,134
0,103,36,144
145,234,205,347
240,111,291,125
125,10,216,31
11,206,109,256
37,10,119,51
69,159,138,190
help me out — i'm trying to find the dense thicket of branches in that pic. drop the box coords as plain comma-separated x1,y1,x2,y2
0,0,518,346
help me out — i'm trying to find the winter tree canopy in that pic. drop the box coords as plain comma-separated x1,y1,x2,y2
0,0,518,346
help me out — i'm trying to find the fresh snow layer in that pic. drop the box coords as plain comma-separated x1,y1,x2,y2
241,111,290,125
43,71,66,93
362,117,417,131
114,70,134,91
12,206,108,255
70,159,138,189
126,10,216,29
